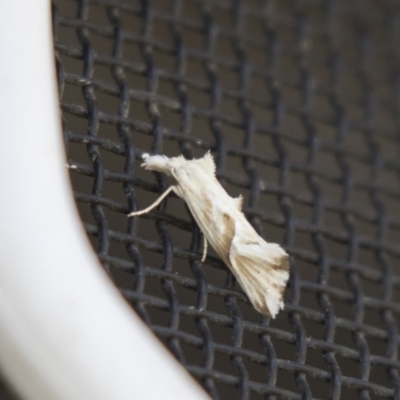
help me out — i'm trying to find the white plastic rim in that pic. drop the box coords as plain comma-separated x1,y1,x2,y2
0,2,208,400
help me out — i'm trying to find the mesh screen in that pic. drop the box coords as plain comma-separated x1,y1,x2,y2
6,1,399,399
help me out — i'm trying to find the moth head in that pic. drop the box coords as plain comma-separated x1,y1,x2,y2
142,153,216,183
141,154,186,176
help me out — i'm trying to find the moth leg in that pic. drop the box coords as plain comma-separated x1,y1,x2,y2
127,185,176,217
201,234,208,263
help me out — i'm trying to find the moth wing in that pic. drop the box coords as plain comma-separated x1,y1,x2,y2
228,233,289,318
194,150,216,177
233,195,243,211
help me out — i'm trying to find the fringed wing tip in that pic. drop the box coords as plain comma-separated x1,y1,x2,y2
254,292,285,319
232,249,290,319
258,253,289,318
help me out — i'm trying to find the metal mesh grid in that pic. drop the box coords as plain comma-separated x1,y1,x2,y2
49,0,400,398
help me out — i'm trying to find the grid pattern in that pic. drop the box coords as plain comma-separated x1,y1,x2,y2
50,0,400,399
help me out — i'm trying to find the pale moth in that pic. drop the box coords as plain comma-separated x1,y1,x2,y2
128,152,289,318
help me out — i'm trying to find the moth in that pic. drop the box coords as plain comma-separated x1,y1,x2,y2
128,152,289,318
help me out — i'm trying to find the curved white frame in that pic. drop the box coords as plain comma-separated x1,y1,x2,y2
0,2,208,399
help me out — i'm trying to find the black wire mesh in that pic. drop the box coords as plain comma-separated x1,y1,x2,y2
41,0,400,399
